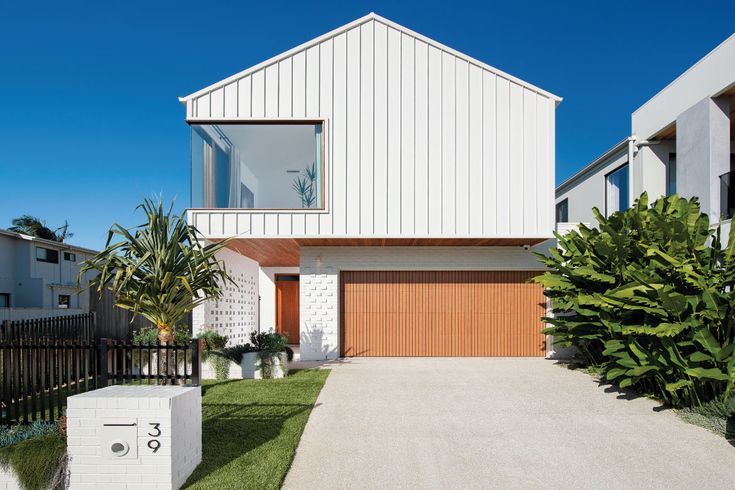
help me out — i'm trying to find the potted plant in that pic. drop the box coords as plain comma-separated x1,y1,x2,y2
240,331,290,379
198,328,232,380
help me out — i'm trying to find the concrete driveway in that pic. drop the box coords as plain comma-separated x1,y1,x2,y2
284,358,735,489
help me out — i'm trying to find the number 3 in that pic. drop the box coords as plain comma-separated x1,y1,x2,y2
148,423,161,437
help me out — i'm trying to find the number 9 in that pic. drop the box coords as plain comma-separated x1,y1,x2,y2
148,439,161,453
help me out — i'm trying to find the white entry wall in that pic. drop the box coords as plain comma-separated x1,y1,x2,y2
258,266,300,333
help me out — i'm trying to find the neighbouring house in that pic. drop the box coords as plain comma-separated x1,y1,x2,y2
181,13,561,359
0,228,97,321
556,33,735,229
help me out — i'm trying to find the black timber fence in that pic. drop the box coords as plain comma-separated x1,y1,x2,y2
0,313,96,343
0,337,202,425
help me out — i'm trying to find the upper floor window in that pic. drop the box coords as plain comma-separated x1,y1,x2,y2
64,252,76,262
36,246,59,264
0,293,9,308
191,123,324,210
555,199,568,223
605,164,629,216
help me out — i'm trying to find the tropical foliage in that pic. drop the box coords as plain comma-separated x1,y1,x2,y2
535,193,735,407
9,215,73,242
79,199,233,344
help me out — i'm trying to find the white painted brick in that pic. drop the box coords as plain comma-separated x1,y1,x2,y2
68,386,201,490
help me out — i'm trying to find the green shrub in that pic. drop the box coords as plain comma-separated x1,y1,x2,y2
249,331,287,353
536,193,735,407
679,396,735,439
198,328,228,350
133,324,191,345
219,344,254,363
0,421,60,449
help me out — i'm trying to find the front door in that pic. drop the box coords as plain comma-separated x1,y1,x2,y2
276,275,300,344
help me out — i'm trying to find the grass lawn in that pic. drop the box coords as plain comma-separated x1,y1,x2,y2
184,369,329,489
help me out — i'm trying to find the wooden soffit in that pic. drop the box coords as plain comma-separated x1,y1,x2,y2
223,237,549,267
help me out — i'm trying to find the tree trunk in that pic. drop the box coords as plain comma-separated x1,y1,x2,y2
158,323,173,385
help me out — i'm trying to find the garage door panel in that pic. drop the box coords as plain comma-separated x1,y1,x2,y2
340,270,545,357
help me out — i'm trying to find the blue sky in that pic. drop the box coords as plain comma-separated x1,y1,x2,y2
1,0,733,250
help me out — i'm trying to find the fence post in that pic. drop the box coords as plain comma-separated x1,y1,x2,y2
190,338,202,386
0,320,7,343
98,338,109,388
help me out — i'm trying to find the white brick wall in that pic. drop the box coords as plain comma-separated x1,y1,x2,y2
299,245,550,360
66,385,202,490
0,466,21,490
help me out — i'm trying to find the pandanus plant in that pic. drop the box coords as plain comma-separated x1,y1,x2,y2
79,199,233,347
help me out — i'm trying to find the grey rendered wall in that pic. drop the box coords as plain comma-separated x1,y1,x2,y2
555,148,628,224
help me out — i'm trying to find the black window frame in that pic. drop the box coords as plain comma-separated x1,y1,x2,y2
63,252,76,262
36,247,59,264
555,199,569,223
667,153,677,196
604,163,630,217
0,293,9,308
57,294,71,309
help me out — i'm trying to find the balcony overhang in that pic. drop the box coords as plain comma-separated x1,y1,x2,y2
221,237,551,266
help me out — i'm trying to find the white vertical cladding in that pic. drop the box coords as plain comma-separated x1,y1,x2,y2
401,32,416,234
414,40,429,235
186,16,559,240
319,40,334,235
360,22,375,235
386,27,402,235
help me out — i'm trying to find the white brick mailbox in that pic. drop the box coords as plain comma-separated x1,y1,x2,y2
66,385,202,490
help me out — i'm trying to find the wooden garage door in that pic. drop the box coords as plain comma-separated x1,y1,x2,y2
340,271,546,357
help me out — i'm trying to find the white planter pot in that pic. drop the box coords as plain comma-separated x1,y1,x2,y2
0,464,22,490
241,351,288,379
201,357,242,380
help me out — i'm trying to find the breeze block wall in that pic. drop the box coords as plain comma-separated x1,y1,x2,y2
192,247,259,346
66,385,201,490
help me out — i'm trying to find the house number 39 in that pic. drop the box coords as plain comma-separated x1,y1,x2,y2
147,423,162,453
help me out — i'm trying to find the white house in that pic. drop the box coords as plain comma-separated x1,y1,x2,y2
557,33,735,227
181,13,561,360
0,228,97,321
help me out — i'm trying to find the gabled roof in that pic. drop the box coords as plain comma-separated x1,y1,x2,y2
179,12,561,104
0,228,98,254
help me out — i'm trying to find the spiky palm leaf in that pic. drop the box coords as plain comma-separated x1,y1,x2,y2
79,198,234,343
